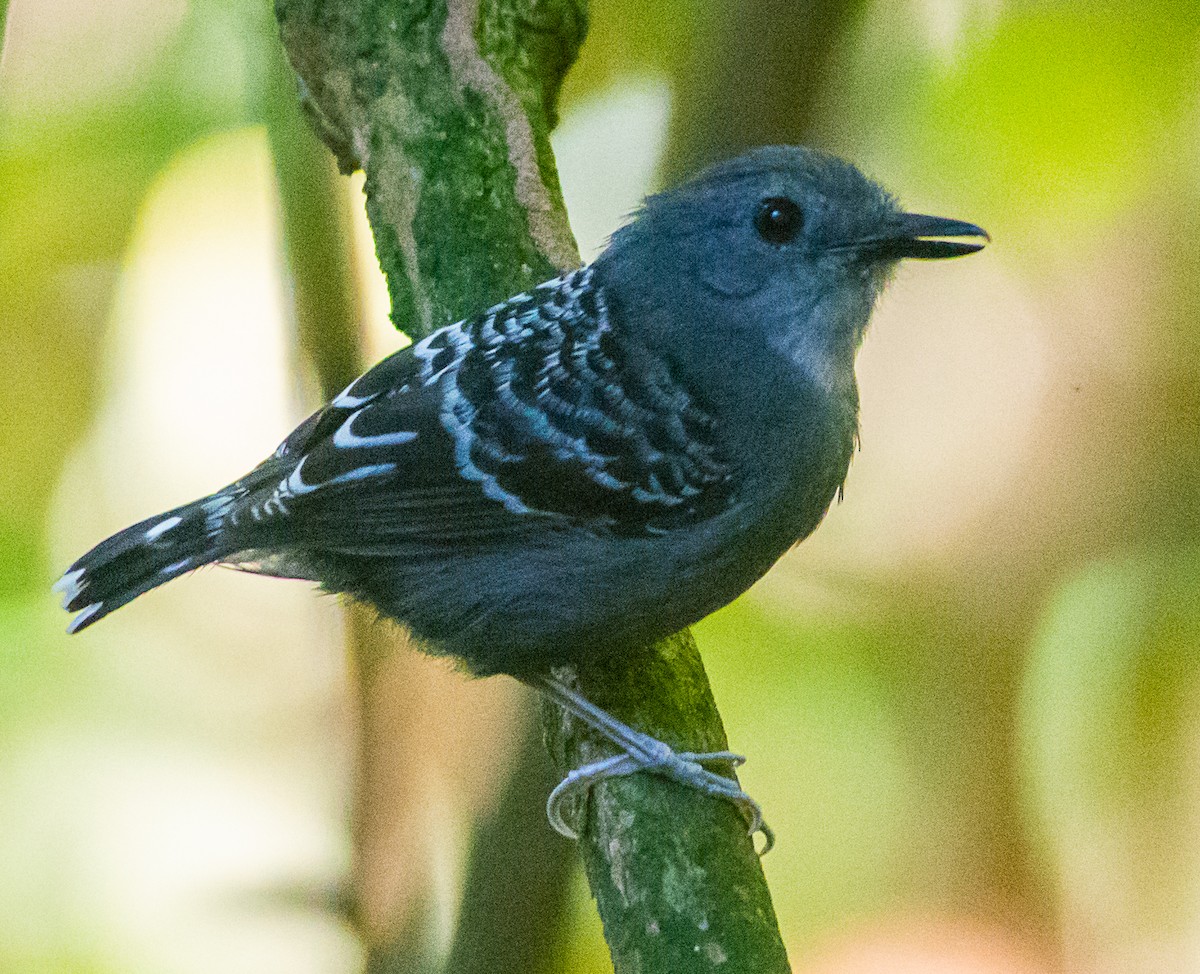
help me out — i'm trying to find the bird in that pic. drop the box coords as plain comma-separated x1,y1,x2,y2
54,145,987,850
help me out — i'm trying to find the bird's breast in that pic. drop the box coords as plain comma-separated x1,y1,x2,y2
723,379,858,564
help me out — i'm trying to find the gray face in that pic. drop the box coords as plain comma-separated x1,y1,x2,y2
600,146,984,379
679,148,905,296
599,146,987,395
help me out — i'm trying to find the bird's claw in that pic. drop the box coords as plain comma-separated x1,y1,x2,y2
546,753,639,839
547,745,774,854
677,753,773,852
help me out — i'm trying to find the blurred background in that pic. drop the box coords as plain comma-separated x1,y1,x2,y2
3,1,1199,972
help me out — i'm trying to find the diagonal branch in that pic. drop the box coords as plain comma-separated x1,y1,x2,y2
271,1,789,970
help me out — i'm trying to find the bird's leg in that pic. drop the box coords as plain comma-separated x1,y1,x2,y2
530,673,774,853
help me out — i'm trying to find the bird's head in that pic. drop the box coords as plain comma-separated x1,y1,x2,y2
598,145,987,398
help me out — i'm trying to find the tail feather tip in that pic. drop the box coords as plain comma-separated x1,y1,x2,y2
53,568,85,609
65,601,103,635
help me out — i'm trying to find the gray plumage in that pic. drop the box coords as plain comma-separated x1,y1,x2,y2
56,146,986,676
55,146,985,844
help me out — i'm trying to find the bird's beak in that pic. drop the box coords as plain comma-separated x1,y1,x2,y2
841,213,990,260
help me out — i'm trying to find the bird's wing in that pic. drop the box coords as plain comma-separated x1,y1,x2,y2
225,268,735,554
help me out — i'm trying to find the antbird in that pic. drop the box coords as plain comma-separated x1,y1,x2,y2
56,146,987,848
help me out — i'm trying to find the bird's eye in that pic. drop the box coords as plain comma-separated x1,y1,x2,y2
754,197,804,245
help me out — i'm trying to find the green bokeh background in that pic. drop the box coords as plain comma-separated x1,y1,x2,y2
3,2,1198,972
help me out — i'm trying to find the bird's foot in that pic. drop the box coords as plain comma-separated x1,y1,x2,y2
546,746,773,852
532,674,774,854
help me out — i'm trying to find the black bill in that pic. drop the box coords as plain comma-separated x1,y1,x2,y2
845,213,990,260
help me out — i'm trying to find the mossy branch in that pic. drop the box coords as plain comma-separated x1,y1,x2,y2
271,1,789,970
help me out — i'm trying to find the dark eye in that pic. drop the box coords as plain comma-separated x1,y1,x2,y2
754,197,804,245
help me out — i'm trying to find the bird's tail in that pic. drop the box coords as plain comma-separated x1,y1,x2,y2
54,494,236,633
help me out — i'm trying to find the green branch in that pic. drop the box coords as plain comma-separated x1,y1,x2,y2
543,635,790,972
271,1,789,970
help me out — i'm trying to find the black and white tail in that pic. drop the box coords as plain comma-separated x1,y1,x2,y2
53,494,235,634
